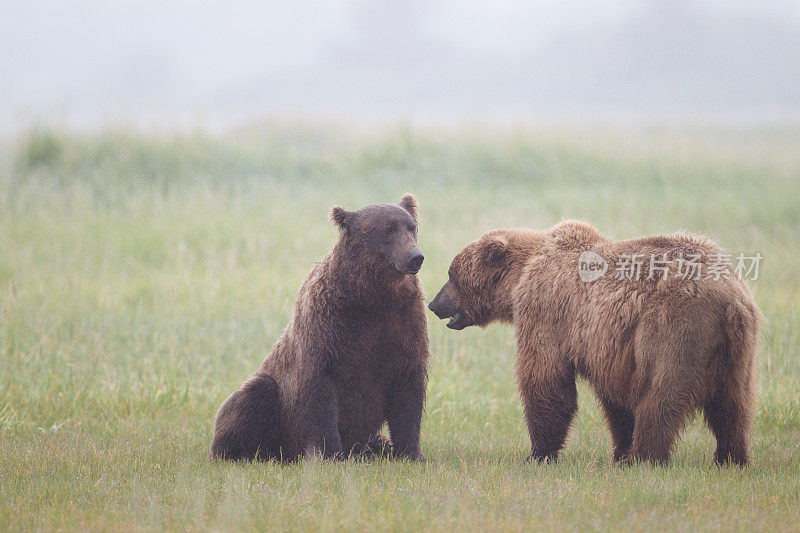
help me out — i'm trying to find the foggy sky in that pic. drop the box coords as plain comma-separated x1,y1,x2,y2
2,0,799,131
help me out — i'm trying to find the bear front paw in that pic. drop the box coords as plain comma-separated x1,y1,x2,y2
302,446,345,461
526,451,559,464
389,445,425,461
403,450,426,462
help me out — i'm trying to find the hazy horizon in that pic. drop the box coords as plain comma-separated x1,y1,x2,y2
3,0,800,132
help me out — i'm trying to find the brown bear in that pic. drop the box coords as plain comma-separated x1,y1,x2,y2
210,194,429,461
429,221,760,465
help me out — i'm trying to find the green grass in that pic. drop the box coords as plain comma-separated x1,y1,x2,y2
1,122,799,531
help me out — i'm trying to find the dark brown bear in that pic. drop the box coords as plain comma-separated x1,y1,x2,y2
429,221,760,466
210,194,429,461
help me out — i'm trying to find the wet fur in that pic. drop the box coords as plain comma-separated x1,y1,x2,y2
210,194,429,461
432,221,761,465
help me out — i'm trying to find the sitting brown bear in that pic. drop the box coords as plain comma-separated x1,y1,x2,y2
429,221,760,465
211,194,429,461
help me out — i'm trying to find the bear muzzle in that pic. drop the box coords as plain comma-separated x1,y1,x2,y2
403,251,424,275
428,283,473,330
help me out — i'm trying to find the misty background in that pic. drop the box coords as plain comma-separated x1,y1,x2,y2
3,0,800,132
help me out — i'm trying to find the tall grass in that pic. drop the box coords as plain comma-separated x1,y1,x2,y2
1,122,798,531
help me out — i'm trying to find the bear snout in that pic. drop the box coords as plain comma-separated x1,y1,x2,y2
405,251,424,274
428,285,456,319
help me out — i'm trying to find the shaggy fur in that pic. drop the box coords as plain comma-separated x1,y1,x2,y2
211,194,429,461
429,221,760,465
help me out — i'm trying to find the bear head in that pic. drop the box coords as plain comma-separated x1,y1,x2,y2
330,193,424,276
429,229,531,330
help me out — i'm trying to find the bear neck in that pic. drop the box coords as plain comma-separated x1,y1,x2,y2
494,261,528,324
493,241,539,324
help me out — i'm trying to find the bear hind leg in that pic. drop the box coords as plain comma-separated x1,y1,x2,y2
703,387,751,466
703,332,756,467
627,320,718,465
628,378,699,466
210,374,287,462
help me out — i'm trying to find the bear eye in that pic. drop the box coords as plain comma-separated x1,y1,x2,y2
386,221,399,233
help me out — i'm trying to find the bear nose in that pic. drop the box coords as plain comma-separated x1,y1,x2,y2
407,252,424,273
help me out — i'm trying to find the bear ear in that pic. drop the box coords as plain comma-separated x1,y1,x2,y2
399,193,418,220
330,206,353,230
483,235,508,263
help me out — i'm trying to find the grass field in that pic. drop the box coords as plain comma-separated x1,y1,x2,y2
1,122,798,531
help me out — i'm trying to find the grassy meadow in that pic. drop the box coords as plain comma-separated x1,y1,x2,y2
1,122,799,531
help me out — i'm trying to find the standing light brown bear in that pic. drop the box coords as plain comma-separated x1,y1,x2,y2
429,221,760,466
210,194,429,461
